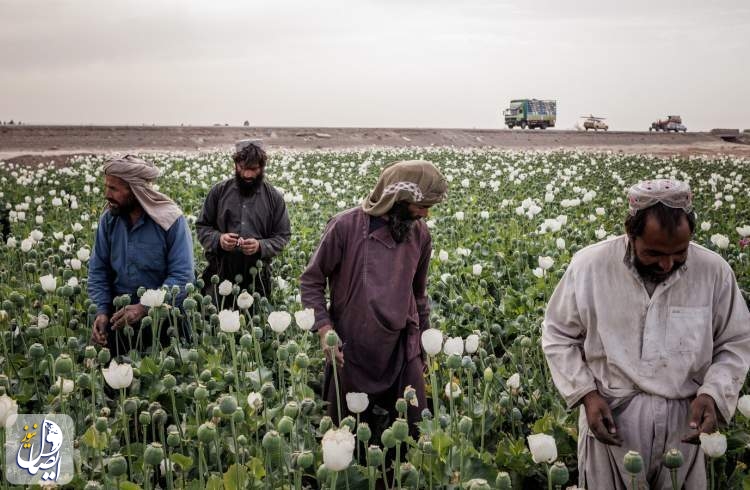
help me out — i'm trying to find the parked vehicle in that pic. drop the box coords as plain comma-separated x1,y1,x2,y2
582,115,608,131
503,99,556,129
650,115,687,132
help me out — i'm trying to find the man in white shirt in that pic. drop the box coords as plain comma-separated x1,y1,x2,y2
543,179,750,489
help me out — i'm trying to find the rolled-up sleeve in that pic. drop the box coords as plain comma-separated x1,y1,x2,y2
299,218,343,331
164,216,195,302
88,214,114,316
413,234,432,332
697,264,750,422
542,264,598,408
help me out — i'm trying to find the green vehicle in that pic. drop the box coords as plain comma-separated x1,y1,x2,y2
503,99,557,129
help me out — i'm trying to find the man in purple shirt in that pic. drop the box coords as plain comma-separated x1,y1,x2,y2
300,160,447,432
89,155,194,354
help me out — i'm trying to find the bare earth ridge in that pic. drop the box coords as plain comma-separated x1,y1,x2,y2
1,125,749,165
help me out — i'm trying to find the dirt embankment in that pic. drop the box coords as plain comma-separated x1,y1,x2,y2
1,125,749,164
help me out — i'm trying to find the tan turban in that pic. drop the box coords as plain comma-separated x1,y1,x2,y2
103,155,182,230
362,160,448,217
627,179,693,216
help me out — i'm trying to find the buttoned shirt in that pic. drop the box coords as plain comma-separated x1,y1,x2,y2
88,211,195,316
543,235,750,422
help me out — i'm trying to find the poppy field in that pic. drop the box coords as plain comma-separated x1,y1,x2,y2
0,148,749,489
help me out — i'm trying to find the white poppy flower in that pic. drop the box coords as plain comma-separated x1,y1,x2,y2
247,392,263,411
421,329,443,356
237,291,254,310
506,373,521,390
294,308,315,331
444,381,462,399
0,393,19,427
345,392,369,414
218,280,233,297
322,428,355,472
267,311,291,333
443,336,464,356
710,234,729,250
465,334,480,354
538,256,554,270
102,360,134,389
699,432,727,458
140,289,166,308
472,264,483,276
527,433,557,463
218,310,240,333
40,274,57,293
736,394,750,418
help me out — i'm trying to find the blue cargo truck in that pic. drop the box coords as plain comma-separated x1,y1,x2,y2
503,99,557,129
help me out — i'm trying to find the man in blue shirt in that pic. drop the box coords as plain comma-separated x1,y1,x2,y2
89,155,194,353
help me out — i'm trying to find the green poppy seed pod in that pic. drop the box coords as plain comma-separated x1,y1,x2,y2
663,448,684,469
240,333,253,349
286,340,299,356
87,303,98,315
439,414,450,429
294,353,310,369
300,398,316,416
139,411,151,426
237,435,248,446
325,330,339,348
109,438,120,453
54,354,74,375
162,356,176,371
262,430,282,451
223,369,235,384
144,442,164,466
201,295,212,306
297,450,314,469
152,408,168,426
392,418,409,441
141,316,153,328
483,367,494,383
60,285,74,297
368,445,384,467
108,454,128,477
197,422,217,443
232,284,240,296
67,336,79,352
277,415,295,435
210,275,220,285
277,345,289,361
340,415,356,432
95,417,108,433
260,382,276,399
84,345,97,359
182,297,197,311
199,369,212,383
136,286,147,298
458,416,473,435
381,427,397,448
461,356,473,369
171,284,181,296
162,374,177,390
196,278,206,289
27,326,42,338
421,408,433,420
186,348,199,363
495,471,512,490
549,461,569,485
123,398,138,415
418,437,433,454
232,407,244,423
76,373,91,389
283,401,300,419
211,406,221,419
357,422,372,443
194,385,208,401
29,342,46,360
446,354,462,369
316,463,330,482
319,416,333,434
219,395,237,415
624,450,644,475
400,463,419,486
395,398,408,415
185,283,195,294
253,326,263,339
167,431,181,448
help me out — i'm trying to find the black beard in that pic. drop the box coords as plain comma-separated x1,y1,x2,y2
388,202,417,243
109,195,138,216
633,254,685,283
235,171,264,196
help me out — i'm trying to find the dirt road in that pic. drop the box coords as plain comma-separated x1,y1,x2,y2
1,125,749,164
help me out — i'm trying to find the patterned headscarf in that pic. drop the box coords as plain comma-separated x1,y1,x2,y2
627,179,693,216
362,160,448,217
103,155,182,230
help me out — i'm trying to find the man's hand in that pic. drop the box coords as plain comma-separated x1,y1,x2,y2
318,324,344,369
682,394,719,444
583,390,622,446
240,238,261,256
219,233,241,251
110,304,147,330
90,314,109,346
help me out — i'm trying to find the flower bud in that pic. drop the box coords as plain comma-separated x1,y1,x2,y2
357,422,372,443
395,398,408,415
319,416,332,433
495,471,512,490
297,450,314,469
340,415,356,432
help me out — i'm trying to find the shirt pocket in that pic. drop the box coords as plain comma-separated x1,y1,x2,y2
666,306,710,354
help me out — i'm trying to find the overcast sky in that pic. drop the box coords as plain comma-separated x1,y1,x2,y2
1,0,748,130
